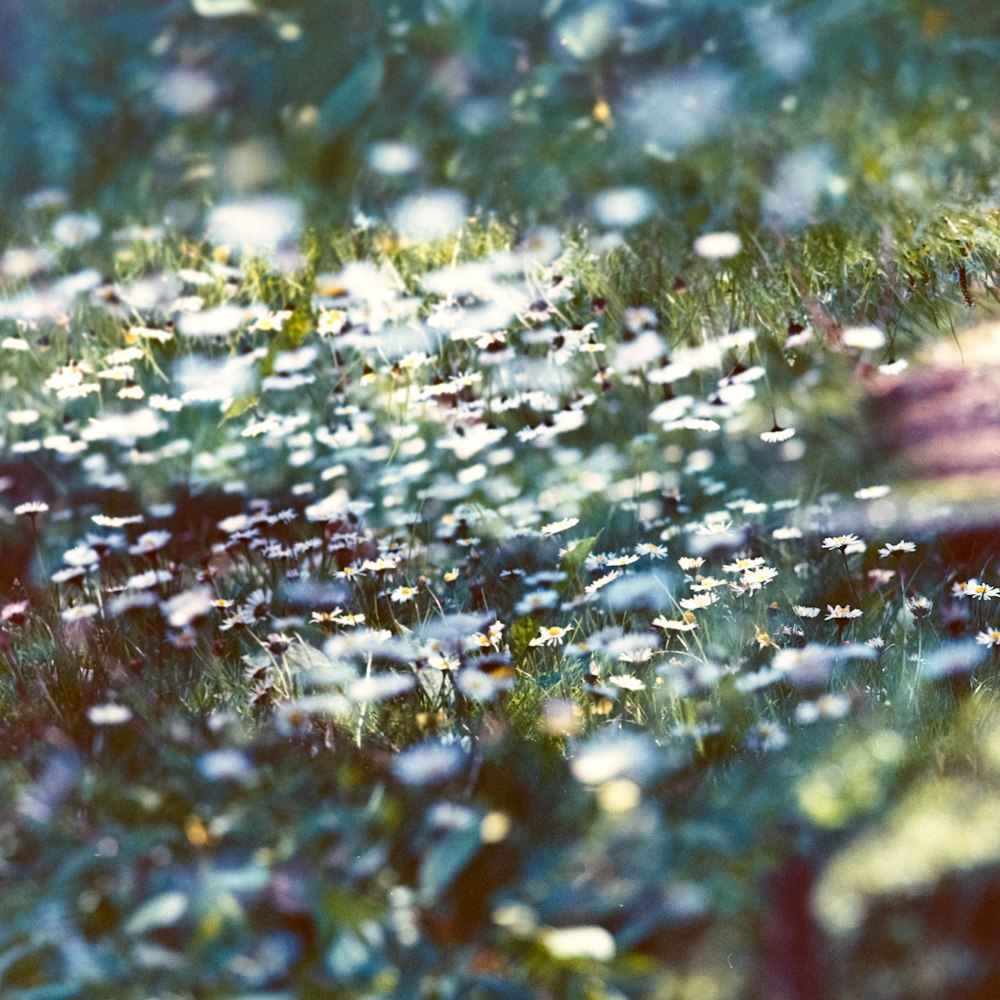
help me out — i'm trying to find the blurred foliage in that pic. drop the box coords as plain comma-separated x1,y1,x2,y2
4,0,1000,237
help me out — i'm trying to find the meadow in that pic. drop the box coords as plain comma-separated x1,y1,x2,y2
5,1,1000,998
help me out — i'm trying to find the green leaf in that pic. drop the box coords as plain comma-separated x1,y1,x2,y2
560,534,599,581
261,299,316,375
220,393,259,424
321,886,384,932
319,57,385,144
509,616,539,661
276,300,315,351
418,824,481,901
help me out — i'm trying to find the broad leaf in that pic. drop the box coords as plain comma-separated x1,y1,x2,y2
319,57,385,144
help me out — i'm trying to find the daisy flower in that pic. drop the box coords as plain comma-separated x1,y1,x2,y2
61,603,100,622
634,542,669,559
825,604,862,621
739,566,779,592
954,579,1000,601
87,703,133,726
722,556,765,574
585,571,622,595
969,581,1000,601
473,621,505,651
744,720,789,753
693,231,742,259
390,585,418,603
822,534,862,552
605,553,640,568
457,668,513,702
529,625,570,647
854,485,891,500
618,647,656,664
976,629,1000,647
652,613,698,632
128,530,171,556
540,517,579,536
607,674,647,692
772,526,802,540
1,600,29,625
760,425,795,443
795,692,852,724
841,325,886,350
679,593,718,611
878,540,916,558
14,500,49,516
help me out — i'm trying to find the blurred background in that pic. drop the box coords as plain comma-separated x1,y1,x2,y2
3,0,1000,240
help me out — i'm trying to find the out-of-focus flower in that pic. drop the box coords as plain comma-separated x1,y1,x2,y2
693,231,742,259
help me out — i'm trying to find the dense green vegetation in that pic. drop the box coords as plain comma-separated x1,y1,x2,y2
4,2,1000,997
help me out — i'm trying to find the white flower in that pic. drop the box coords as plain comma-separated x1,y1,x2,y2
772,526,802,540
541,926,616,962
456,667,513,702
607,674,647,692
841,325,886,350
390,585,418,604
961,579,1000,601
529,625,570,647
349,672,417,701
585,571,621,595
722,556,765,574
745,720,789,753
87,703,133,726
878,358,908,375
739,566,779,592
825,604,862,621
14,501,49,516
541,516,579,536
652,614,698,632
679,593,718,611
822,534,862,552
390,741,467,786
760,425,795,443
878,540,916,558
693,231,742,259
391,189,468,242
129,530,171,556
161,586,214,629
61,603,99,622
52,212,101,248
63,545,100,568
590,186,656,229
854,485,891,500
